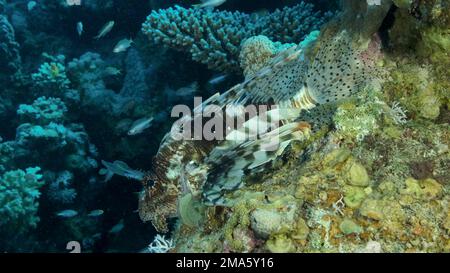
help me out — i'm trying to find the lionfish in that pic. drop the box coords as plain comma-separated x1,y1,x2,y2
139,31,381,232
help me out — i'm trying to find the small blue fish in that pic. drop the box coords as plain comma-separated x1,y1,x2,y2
128,117,154,135
208,74,228,85
87,209,104,217
99,160,145,182
193,0,226,9
94,21,115,39
56,209,78,218
109,219,124,234
113,38,133,53
77,22,83,36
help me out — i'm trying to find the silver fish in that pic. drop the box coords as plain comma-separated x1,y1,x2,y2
208,74,227,85
77,22,83,36
99,160,145,181
94,21,115,40
56,209,78,218
193,0,226,9
109,219,124,234
128,117,154,135
87,209,104,217
113,38,133,53
103,66,121,76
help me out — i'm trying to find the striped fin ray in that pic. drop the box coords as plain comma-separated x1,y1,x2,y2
203,121,311,205
241,45,309,104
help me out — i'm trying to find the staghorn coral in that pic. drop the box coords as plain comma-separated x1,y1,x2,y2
142,3,331,73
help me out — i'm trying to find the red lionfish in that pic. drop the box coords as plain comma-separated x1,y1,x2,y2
139,31,381,232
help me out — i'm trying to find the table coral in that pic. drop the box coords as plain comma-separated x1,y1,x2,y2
142,3,331,73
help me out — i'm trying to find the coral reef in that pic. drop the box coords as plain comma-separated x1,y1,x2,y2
0,14,21,79
32,57,70,92
17,97,68,125
141,0,449,253
0,0,448,254
0,167,44,233
142,3,331,73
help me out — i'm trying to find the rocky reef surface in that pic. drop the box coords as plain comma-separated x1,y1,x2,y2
165,0,449,253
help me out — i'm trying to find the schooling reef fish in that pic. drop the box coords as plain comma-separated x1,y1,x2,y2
193,0,226,9
113,38,133,53
56,209,78,218
128,117,154,135
76,22,83,36
94,21,115,40
208,74,228,85
87,209,104,217
99,160,145,181
109,219,124,234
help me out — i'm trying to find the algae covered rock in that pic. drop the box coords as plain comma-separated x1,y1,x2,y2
339,219,363,235
265,234,296,253
345,161,370,187
444,211,450,233
250,195,299,238
359,199,384,220
323,147,352,168
400,177,443,201
292,218,310,241
343,185,367,208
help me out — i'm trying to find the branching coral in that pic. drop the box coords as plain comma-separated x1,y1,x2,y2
17,96,68,125
0,167,44,233
13,96,98,173
32,56,70,91
46,170,77,204
147,234,174,253
142,3,331,73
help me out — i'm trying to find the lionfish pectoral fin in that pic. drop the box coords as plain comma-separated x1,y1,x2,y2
203,121,311,205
